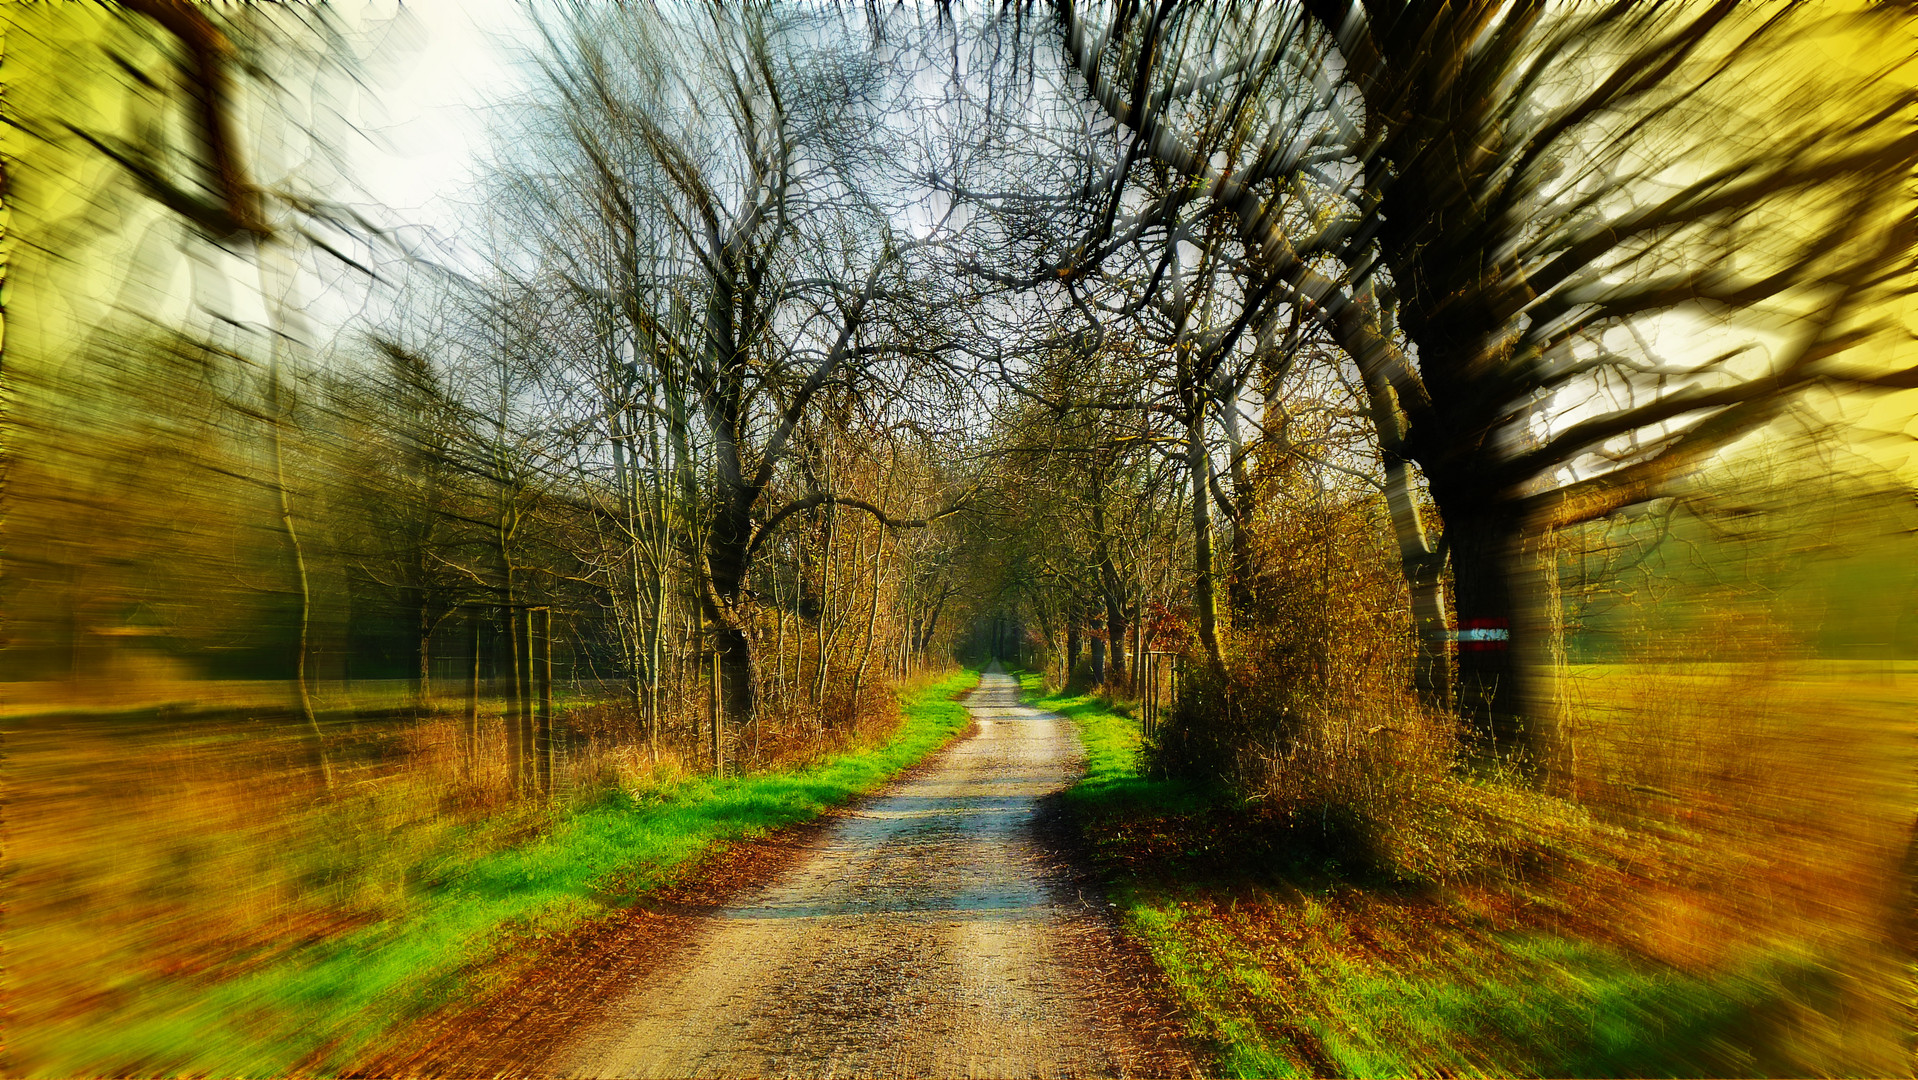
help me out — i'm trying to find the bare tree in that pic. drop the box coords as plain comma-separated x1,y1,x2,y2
504,3,974,744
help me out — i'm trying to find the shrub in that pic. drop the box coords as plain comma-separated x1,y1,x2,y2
1150,489,1461,878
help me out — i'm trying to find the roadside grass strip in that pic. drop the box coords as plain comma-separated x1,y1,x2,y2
1021,674,1798,1079
47,668,981,1079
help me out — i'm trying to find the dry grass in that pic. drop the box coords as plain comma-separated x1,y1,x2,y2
1048,659,1917,1076
8,705,534,1074
1078,480,1917,1075
1552,660,1916,1070
6,662,957,1076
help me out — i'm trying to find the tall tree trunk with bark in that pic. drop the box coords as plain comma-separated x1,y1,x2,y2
812,502,838,708
534,608,553,796
506,602,525,792
1220,384,1257,621
1103,595,1129,692
1383,457,1452,712
700,439,761,739
1188,412,1226,675
850,527,889,707
1089,495,1130,690
415,596,435,714
267,369,333,792
465,612,481,776
1429,481,1527,771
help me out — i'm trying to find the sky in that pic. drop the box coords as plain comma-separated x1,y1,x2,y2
3,0,538,361
336,0,536,247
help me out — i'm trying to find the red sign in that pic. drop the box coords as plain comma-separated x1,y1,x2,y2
1454,618,1510,652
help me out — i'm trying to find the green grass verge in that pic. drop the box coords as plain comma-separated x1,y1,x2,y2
1018,674,1802,1079
1013,671,1205,817
46,668,980,1079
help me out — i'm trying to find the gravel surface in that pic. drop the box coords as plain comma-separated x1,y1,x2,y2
550,668,1190,1079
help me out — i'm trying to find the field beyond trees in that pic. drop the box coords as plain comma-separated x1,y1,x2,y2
1030,665,1913,1077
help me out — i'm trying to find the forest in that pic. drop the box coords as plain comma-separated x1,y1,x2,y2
7,2,1918,1077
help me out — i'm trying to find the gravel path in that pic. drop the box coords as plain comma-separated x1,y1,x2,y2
550,667,1184,1078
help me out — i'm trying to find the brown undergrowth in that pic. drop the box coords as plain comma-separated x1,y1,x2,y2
349,683,987,1077
1036,660,1914,1078
8,666,972,1077
1087,488,1913,1076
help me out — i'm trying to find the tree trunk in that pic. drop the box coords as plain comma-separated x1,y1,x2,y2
416,598,433,715
850,526,888,707
701,478,761,738
257,248,331,792
714,616,753,752
267,374,332,792
1384,458,1453,711
646,561,666,763
1346,289,1455,714
507,604,526,793
1440,500,1530,772
812,503,837,708
1221,383,1257,620
1132,609,1144,695
534,608,553,796
709,638,725,775
1188,417,1226,674
919,592,946,660
522,607,538,791
465,611,480,777
1089,493,1130,688
1104,595,1129,691
775,602,790,703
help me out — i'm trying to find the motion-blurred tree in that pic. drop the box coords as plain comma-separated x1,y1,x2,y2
1046,0,1917,773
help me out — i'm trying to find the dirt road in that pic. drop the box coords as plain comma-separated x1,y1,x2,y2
549,667,1188,1078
